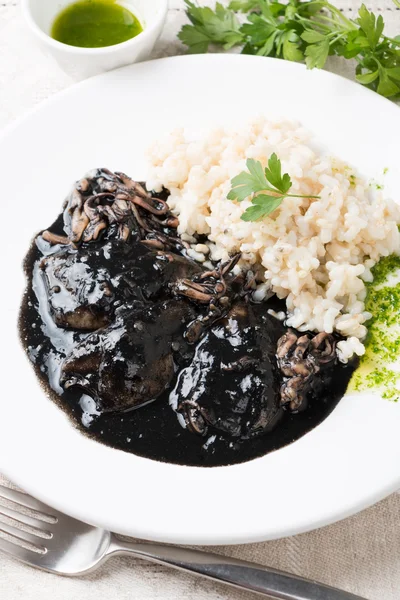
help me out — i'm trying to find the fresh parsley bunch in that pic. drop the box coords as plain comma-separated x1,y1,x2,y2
228,155,320,221
178,0,400,98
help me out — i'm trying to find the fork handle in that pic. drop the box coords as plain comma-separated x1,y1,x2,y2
108,537,367,600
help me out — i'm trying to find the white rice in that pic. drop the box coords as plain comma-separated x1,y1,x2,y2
146,117,400,360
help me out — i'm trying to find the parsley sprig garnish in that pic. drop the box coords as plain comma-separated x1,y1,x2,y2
178,1,400,98
228,155,320,221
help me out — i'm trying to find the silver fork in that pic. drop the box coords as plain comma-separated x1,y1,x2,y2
0,484,367,600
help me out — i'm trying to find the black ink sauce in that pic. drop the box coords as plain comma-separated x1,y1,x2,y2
19,204,357,468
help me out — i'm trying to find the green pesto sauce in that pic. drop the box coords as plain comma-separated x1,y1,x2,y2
350,254,400,401
51,0,143,49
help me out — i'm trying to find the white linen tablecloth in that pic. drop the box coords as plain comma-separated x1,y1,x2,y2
1,1,400,598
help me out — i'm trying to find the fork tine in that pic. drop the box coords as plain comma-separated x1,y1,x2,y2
0,536,41,564
0,522,47,552
0,485,55,520
0,504,53,536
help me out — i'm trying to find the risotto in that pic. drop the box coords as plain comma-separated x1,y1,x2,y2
147,117,400,361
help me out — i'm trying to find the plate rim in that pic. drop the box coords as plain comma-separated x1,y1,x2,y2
1,53,400,545
1,53,398,145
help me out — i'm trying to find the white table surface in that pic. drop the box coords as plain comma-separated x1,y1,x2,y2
1,1,400,599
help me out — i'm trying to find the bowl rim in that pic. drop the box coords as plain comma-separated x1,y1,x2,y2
21,0,169,55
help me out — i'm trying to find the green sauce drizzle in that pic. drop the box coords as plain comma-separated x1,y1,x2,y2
350,254,400,401
51,0,143,49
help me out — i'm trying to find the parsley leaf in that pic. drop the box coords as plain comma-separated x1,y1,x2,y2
357,4,384,50
178,1,243,53
241,195,283,221
301,30,327,44
178,26,210,53
283,31,304,62
229,155,320,221
265,153,292,192
240,14,277,46
305,39,330,69
356,70,379,84
377,68,400,97
228,0,261,11
227,158,271,201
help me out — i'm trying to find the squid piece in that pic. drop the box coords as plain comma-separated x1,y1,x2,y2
60,301,197,412
170,303,284,439
276,330,337,411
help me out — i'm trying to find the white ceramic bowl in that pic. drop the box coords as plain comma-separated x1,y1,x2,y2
21,0,168,77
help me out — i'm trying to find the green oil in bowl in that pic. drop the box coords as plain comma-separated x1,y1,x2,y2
51,0,143,49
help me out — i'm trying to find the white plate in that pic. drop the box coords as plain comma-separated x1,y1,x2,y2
1,55,400,545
